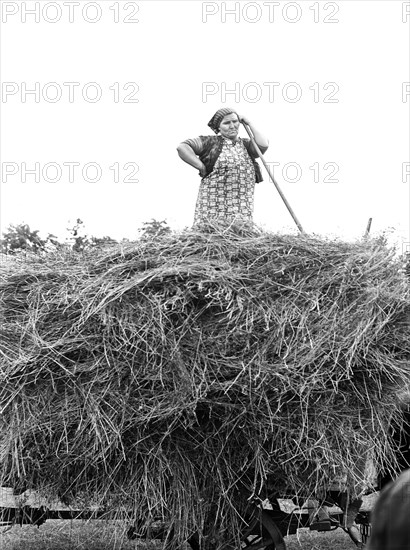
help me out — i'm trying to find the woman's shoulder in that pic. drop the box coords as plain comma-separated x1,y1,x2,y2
183,134,220,146
182,135,222,154
183,135,220,142
199,135,221,144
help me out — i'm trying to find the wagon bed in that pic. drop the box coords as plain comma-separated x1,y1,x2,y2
0,487,373,549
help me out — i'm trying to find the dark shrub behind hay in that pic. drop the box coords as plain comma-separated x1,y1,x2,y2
1,222,410,548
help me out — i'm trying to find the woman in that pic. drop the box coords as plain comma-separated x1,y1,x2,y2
177,108,269,226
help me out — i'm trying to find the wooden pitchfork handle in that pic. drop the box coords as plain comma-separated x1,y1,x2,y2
241,121,305,234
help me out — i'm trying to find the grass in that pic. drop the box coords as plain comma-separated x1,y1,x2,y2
0,520,137,550
0,520,359,550
286,529,357,549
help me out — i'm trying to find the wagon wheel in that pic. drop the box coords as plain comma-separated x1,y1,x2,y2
241,510,286,550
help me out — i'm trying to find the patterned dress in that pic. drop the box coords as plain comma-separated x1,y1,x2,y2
193,137,256,226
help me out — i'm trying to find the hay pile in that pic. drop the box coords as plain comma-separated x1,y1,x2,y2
0,222,409,547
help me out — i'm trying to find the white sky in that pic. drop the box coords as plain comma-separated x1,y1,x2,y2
0,0,409,252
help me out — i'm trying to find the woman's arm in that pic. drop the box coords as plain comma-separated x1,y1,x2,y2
239,116,269,149
177,143,207,176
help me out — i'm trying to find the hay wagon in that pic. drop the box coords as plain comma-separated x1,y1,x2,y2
126,490,373,549
0,483,373,549
1,226,409,550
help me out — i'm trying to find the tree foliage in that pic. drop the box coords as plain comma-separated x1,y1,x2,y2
0,219,116,255
1,218,173,255
67,219,116,252
138,219,172,240
0,223,58,255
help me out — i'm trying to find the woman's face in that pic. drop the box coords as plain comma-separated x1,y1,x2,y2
219,113,240,140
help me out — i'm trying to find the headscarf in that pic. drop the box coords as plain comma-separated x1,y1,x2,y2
207,108,238,134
